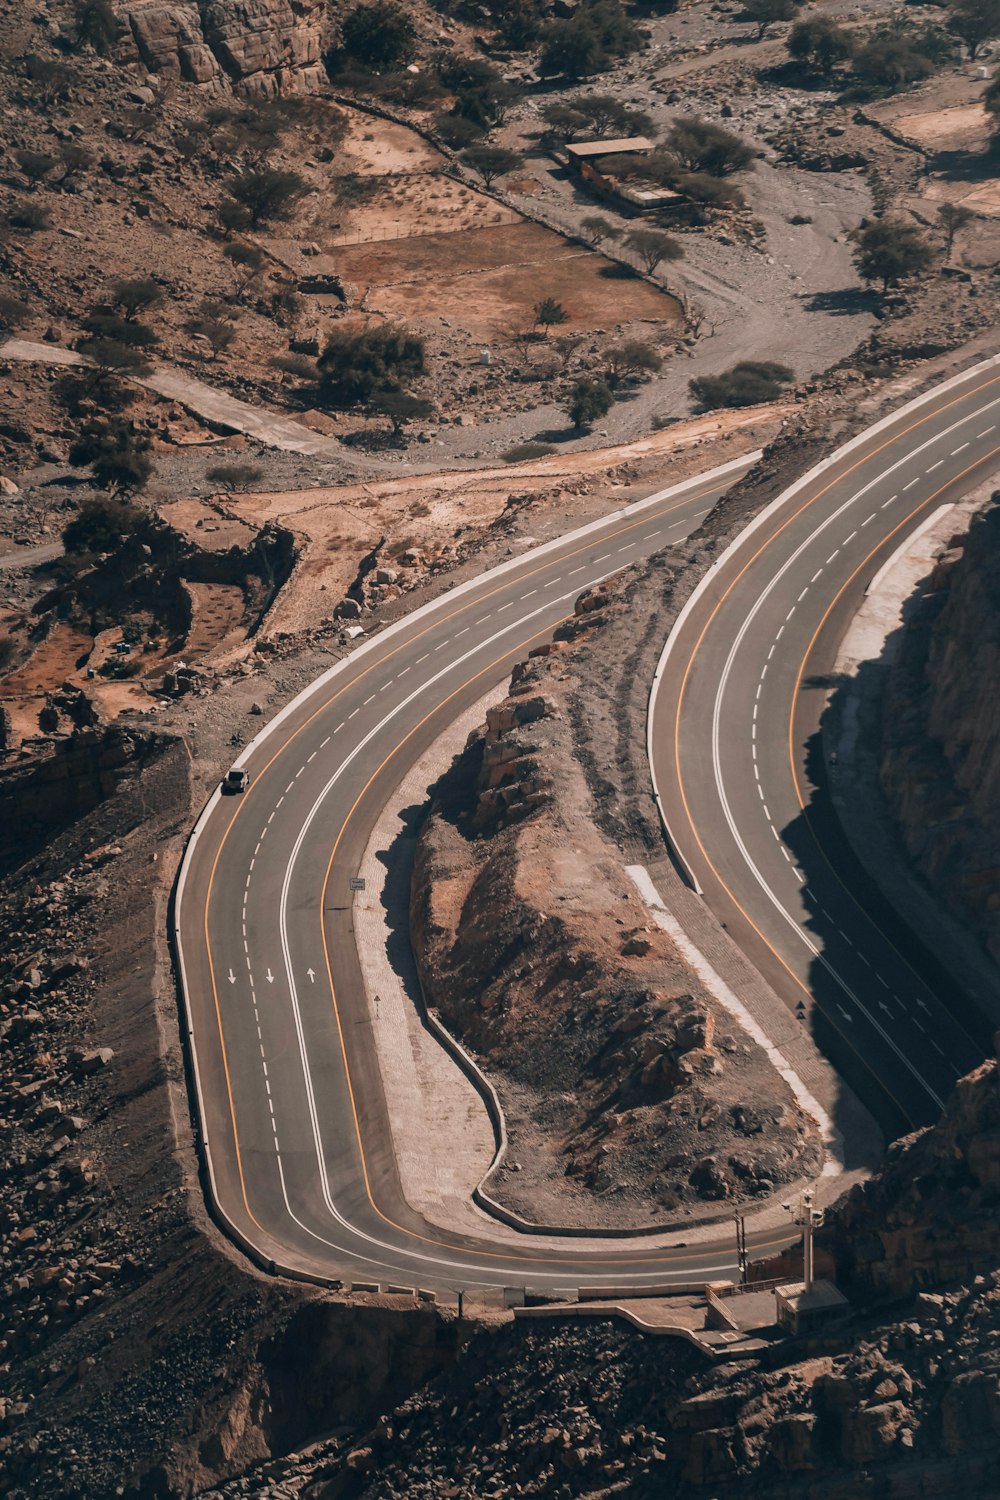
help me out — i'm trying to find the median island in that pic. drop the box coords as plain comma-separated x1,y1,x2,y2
411,581,823,1229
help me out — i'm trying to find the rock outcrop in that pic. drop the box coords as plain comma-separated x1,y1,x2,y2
881,497,1000,964
123,0,330,93
410,586,822,1229
829,1043,1000,1302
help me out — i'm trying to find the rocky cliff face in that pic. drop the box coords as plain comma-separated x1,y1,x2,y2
881,497,1000,965
410,586,822,1229
123,0,329,93
828,1045,1000,1302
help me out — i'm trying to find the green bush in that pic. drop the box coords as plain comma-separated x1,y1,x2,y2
689,360,794,409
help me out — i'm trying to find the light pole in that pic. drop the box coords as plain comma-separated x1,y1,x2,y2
783,1188,824,1293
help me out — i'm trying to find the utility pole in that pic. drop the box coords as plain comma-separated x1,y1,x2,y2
734,1212,748,1285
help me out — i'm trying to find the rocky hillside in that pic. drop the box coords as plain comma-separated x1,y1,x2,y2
411,585,823,1229
881,496,1000,965
317,1286,1000,1500
197,1048,1000,1500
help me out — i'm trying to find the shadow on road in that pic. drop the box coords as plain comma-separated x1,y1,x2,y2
776,653,991,1144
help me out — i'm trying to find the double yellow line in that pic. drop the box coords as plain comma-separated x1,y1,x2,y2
669,370,1000,1127
200,477,772,1271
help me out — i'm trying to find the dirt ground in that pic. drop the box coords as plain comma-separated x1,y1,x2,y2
227,402,785,635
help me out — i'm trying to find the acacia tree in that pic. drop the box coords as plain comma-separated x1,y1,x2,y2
533,297,569,335
664,117,754,177
110,277,163,322
564,375,614,429
625,228,683,275
744,0,801,41
63,496,144,552
316,324,426,406
459,144,522,188
205,463,265,491
564,92,653,137
226,167,305,227
581,215,620,247
787,16,854,75
340,0,415,69
948,0,1000,59
604,339,662,384
14,150,56,189
853,218,934,293
73,0,119,54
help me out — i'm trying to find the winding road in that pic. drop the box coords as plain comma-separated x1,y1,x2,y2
175,354,1000,1294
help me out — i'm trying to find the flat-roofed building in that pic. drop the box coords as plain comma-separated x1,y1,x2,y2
564,137,685,215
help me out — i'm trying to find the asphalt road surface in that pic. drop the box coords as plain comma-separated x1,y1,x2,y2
651,359,1000,1141
176,457,796,1294
176,360,999,1294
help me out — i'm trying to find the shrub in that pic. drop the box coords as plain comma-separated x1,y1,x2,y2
503,442,557,462
6,201,51,231
851,34,937,91
63,494,145,551
205,463,265,491
81,313,158,348
689,360,794,409
743,0,801,39
538,0,642,80
434,113,486,149
0,293,31,332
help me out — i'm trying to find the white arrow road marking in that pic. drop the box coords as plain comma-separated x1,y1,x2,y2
228,968,236,984
266,968,274,984
838,1007,853,1023
307,967,316,982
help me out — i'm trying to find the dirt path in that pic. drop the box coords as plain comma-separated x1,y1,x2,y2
0,340,344,460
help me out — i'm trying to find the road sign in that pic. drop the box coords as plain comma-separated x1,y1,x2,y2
349,877,366,892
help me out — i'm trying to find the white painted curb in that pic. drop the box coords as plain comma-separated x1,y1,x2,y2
171,452,756,1284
